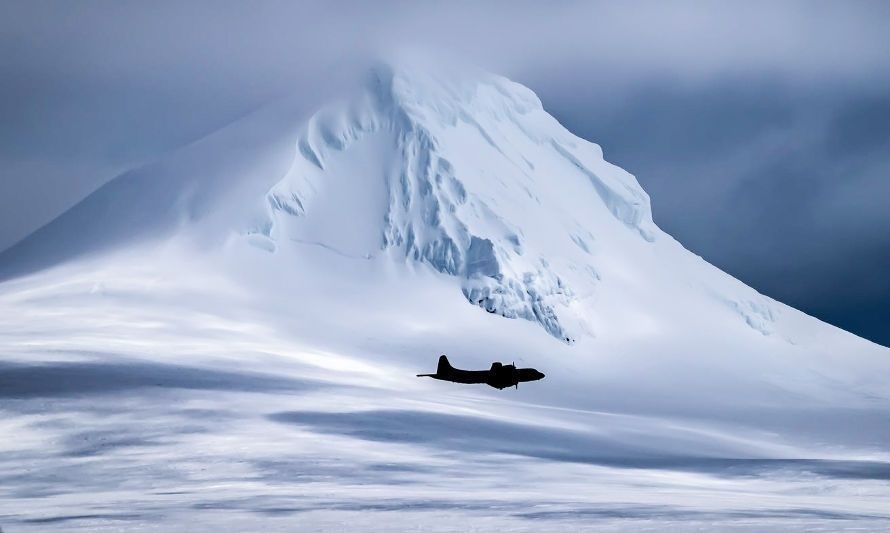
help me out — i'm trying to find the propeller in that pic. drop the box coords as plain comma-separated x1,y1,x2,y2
513,361,518,390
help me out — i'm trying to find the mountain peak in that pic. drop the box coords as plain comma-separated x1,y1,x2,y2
260,62,657,341
366,59,544,124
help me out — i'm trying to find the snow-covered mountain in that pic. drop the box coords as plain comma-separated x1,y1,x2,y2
3,62,658,343
1,61,888,530
0,62,816,344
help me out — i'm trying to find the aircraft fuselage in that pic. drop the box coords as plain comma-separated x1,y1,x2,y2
417,355,545,390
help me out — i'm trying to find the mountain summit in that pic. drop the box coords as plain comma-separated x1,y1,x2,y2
253,63,658,342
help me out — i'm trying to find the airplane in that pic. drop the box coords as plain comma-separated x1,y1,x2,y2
417,355,545,390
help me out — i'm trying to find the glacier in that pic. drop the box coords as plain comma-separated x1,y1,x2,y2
0,60,888,531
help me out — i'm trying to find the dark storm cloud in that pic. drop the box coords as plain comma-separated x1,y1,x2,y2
1,1,888,343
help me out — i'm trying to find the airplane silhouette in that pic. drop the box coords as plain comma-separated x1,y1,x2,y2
417,355,545,390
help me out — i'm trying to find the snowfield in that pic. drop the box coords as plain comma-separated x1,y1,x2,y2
0,61,888,531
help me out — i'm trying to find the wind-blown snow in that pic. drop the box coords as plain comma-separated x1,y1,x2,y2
0,60,888,531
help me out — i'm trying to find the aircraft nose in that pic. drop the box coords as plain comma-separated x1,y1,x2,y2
536,370,545,380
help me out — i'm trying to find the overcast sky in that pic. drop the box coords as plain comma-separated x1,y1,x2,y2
1,0,888,345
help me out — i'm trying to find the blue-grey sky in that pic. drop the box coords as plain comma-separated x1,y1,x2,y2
1,0,888,345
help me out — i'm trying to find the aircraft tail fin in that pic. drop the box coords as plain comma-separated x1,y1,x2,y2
437,354,452,375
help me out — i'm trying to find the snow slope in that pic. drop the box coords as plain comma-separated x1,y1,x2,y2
0,60,888,531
